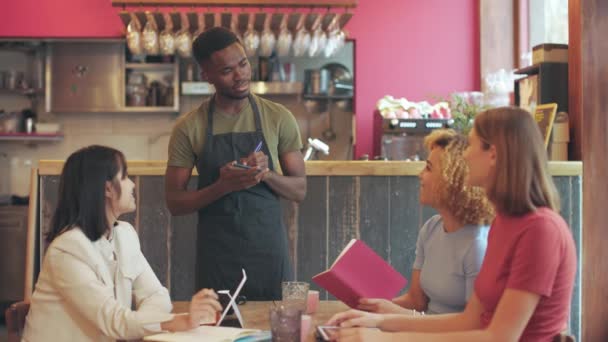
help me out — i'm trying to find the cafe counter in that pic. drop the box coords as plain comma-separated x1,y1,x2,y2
33,160,582,337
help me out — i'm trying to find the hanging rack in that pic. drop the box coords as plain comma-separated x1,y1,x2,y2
115,0,355,33
111,0,357,9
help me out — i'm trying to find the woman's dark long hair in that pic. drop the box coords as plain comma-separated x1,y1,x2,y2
46,145,128,243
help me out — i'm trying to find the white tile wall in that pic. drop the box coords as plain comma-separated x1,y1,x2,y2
2,95,355,196
1,95,354,196
0,110,181,195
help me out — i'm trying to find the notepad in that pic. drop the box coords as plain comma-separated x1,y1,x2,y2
144,326,269,342
312,239,407,308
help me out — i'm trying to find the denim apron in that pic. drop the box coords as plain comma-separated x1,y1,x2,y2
195,95,292,300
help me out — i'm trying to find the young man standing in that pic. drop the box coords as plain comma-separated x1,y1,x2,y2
165,28,306,300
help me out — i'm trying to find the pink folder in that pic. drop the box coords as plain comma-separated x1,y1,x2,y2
312,239,408,308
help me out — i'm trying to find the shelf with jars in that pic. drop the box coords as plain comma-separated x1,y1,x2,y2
0,41,52,143
124,49,179,112
0,41,45,102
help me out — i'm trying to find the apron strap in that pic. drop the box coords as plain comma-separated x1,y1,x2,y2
249,94,263,133
206,94,216,139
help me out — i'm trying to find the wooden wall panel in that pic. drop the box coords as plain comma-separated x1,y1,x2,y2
359,176,390,260
388,176,422,292
326,176,359,300
579,0,608,340
169,178,198,300
169,213,197,300
138,176,170,287
296,177,328,297
568,0,583,161
327,177,360,261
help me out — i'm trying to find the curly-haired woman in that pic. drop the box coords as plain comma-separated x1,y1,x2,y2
357,129,494,315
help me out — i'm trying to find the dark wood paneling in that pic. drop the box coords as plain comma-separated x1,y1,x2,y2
138,176,170,287
580,0,608,340
326,176,359,300
170,178,198,300
359,176,390,260
327,177,360,260
169,213,197,300
568,0,583,161
297,177,328,297
388,176,421,292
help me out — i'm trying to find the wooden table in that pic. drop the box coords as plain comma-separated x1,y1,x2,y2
173,300,348,341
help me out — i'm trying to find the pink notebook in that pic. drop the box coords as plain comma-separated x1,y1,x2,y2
312,239,408,308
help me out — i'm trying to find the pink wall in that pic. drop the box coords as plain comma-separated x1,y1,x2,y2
1,0,124,38
0,0,480,158
347,0,480,157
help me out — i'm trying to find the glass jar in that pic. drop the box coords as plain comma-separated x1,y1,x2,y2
126,84,147,107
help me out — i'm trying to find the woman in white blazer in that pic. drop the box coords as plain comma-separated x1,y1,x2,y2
23,145,222,342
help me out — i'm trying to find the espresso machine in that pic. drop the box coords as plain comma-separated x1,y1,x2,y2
373,111,453,161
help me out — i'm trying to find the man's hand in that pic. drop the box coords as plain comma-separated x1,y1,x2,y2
216,161,269,193
241,151,269,173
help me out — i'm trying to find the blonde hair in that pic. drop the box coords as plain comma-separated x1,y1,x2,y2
424,129,494,225
473,107,560,216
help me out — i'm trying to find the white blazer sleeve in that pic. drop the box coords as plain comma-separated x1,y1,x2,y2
47,248,174,340
132,250,173,313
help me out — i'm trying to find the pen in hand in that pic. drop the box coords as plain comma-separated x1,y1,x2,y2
254,141,263,153
232,141,265,170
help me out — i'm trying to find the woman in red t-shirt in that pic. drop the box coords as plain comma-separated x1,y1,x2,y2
327,107,577,342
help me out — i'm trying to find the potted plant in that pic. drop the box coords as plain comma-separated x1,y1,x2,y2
449,92,487,134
